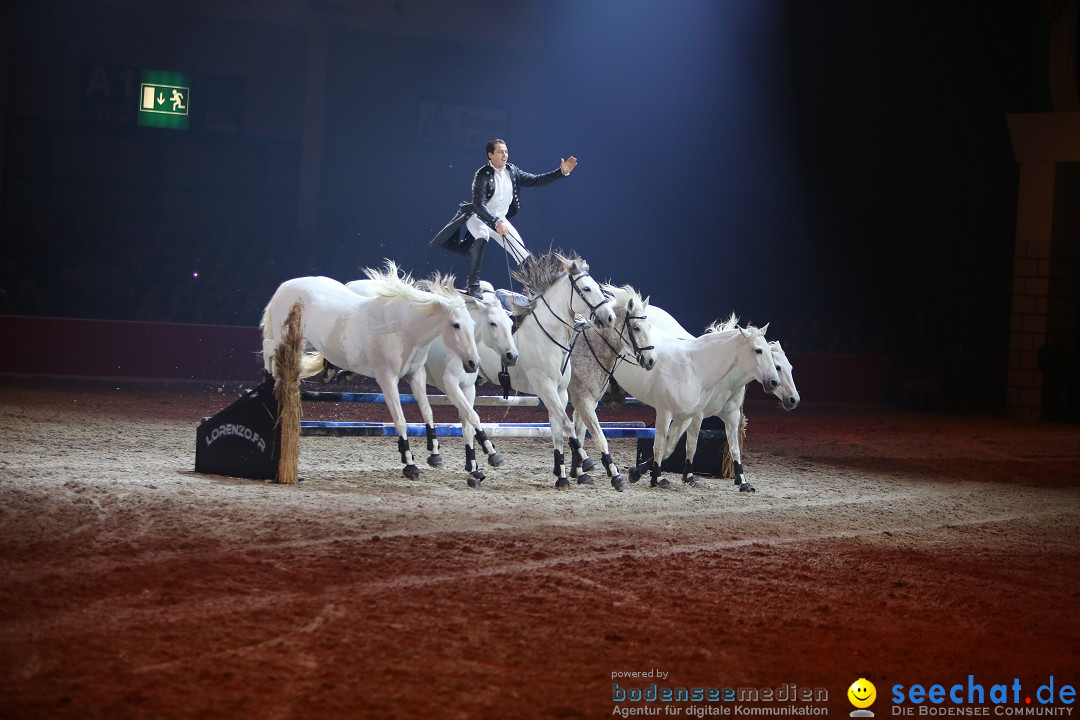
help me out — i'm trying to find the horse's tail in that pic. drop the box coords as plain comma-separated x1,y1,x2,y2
274,302,304,484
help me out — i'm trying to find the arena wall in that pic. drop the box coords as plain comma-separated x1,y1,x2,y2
0,315,889,403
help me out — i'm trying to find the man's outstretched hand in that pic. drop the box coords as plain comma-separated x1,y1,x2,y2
560,156,578,176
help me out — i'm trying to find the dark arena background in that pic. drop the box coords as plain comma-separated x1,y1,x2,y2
1,1,1079,719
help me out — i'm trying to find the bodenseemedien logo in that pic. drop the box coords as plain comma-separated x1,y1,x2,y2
849,678,877,717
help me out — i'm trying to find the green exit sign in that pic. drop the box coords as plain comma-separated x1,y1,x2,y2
138,69,190,130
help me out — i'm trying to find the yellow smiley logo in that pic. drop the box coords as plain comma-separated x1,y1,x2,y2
848,678,877,709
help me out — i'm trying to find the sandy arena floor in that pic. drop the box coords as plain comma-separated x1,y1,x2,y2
1,376,1078,719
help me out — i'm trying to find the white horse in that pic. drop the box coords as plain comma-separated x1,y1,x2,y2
348,277,519,488
645,306,800,490
567,283,658,491
476,250,617,489
610,312,781,490
260,263,479,480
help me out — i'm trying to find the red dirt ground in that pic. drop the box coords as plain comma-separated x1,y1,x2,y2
1,377,1078,719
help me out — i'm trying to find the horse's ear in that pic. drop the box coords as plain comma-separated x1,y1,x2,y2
760,322,770,335
641,295,650,309
739,326,751,338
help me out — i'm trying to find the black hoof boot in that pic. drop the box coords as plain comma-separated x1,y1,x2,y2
487,451,504,467
555,478,571,490
682,474,701,488
627,464,645,483
467,470,485,488
577,474,594,485
649,462,670,489
427,453,443,468
738,482,756,493
580,457,597,473
403,464,421,480
611,475,628,492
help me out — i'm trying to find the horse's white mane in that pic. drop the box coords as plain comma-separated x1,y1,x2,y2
512,249,588,303
417,271,466,305
363,260,464,312
601,283,648,312
704,313,740,334
768,339,787,357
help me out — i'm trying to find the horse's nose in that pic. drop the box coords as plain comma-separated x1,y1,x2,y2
466,358,478,373
787,397,800,409
644,356,656,371
503,350,518,367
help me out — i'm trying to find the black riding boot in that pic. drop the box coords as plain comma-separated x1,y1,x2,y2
465,237,488,299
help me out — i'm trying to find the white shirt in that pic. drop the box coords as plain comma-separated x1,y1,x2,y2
488,165,513,220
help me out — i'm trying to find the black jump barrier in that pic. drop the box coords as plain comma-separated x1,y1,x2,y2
635,416,729,475
195,377,281,480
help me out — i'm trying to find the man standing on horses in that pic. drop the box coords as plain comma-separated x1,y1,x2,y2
430,139,578,299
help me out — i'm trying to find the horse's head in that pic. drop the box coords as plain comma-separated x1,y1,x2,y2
769,341,799,410
467,292,518,368
562,256,615,329
421,273,480,373
602,284,657,370
442,299,480,373
738,323,781,392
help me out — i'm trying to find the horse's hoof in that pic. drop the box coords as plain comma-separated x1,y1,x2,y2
403,464,421,480
487,451,504,467
650,477,672,489
555,478,571,490
427,454,443,468
577,474,594,485
682,474,701,488
738,482,756,493
467,471,485,488
580,457,597,473
611,475,628,492
627,466,643,483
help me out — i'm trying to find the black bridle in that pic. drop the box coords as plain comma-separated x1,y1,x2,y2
579,304,655,383
522,268,610,373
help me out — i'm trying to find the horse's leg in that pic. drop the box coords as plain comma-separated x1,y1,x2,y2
462,379,502,468
648,410,675,489
627,411,653,484
723,403,754,493
377,375,421,480
560,385,596,485
448,375,500,469
577,395,628,491
569,411,586,481
262,337,277,374
627,410,671,488
405,369,442,468
533,381,574,490
680,415,703,488
462,419,484,488
444,375,492,488
567,407,597,485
